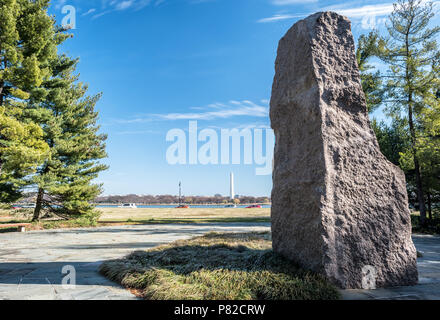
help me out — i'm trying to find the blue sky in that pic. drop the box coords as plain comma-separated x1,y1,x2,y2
47,0,439,197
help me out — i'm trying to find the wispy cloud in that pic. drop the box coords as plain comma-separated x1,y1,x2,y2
260,1,440,23
258,2,394,23
88,0,158,19
116,129,160,135
331,0,440,18
115,1,135,11
325,2,394,18
271,0,317,4
82,8,96,16
258,13,306,23
76,0,207,19
158,101,268,120
118,100,269,123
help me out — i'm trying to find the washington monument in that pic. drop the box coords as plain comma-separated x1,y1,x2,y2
230,172,235,200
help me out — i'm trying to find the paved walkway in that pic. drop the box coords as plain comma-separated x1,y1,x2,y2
341,234,440,300
1,225,439,300
0,223,270,300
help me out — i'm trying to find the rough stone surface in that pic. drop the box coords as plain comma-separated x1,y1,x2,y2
341,235,440,300
270,11,418,289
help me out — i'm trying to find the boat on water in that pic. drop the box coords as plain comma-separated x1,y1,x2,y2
246,205,262,209
118,203,137,209
224,204,237,208
176,205,189,209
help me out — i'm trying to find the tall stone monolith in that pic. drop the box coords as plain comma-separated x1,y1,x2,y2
270,11,418,289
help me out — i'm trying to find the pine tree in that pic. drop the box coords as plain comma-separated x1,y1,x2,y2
421,87,440,219
372,118,410,166
400,85,440,219
379,0,440,226
0,0,68,202
356,31,385,113
27,56,108,221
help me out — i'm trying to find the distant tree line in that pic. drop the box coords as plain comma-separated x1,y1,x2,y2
94,194,271,205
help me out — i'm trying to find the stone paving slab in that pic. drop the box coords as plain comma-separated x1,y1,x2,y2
1,225,439,300
341,234,440,300
0,223,270,300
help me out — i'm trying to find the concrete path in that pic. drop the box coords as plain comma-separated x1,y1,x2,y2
1,224,439,300
0,223,270,300
341,234,440,300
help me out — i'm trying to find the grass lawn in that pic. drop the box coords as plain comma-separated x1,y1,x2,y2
0,207,271,231
98,207,270,222
99,232,340,300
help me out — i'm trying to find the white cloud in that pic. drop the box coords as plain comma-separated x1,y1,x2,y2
88,0,212,19
271,0,317,4
261,1,440,23
157,100,268,120
90,0,152,19
82,8,97,16
327,3,395,18
92,10,112,19
258,14,305,23
259,2,395,23
118,100,269,123
116,129,160,135
116,1,134,10
331,0,440,18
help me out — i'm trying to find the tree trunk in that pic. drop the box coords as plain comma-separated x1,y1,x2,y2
0,80,4,176
0,80,4,106
427,191,432,221
413,146,427,227
407,90,427,226
32,188,44,222
404,28,427,227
